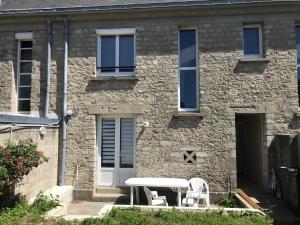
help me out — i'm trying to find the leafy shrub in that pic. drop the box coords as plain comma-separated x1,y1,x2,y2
0,139,48,208
216,193,239,208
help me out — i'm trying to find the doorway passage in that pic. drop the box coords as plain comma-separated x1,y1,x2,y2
235,114,265,188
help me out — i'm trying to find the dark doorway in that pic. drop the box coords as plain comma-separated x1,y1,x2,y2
236,114,264,188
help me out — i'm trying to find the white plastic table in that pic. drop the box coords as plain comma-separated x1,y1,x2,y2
125,177,189,207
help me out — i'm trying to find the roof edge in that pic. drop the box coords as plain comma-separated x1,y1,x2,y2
0,0,299,16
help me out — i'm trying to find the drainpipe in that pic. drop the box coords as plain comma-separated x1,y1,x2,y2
45,19,52,118
59,17,69,186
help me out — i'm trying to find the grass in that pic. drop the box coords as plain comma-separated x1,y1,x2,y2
0,198,272,225
0,192,60,225
82,208,272,225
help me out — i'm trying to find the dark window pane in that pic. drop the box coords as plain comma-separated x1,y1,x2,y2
180,30,196,68
119,35,134,72
180,70,197,109
120,118,134,168
20,62,32,73
297,67,300,81
243,27,260,55
101,36,116,73
19,75,31,86
101,118,115,168
18,100,30,112
18,87,31,98
21,41,32,48
296,27,300,64
21,49,32,60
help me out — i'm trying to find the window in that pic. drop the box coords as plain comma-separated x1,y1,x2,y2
243,25,263,58
178,29,198,111
296,26,300,106
100,117,135,168
96,28,135,76
16,33,33,113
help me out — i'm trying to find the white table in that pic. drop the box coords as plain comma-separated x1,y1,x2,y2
125,177,189,207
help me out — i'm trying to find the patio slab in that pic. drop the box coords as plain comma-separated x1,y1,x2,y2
67,201,108,215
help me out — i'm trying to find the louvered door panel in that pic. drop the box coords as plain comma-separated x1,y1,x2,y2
120,118,134,168
101,118,115,168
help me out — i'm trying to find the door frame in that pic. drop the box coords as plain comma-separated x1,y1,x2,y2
96,115,136,187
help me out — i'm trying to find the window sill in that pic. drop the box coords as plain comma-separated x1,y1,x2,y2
173,112,204,118
239,58,270,63
90,76,139,81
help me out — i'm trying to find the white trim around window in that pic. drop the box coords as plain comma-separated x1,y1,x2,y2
178,28,199,112
242,24,263,59
16,38,33,113
96,28,136,77
15,32,33,40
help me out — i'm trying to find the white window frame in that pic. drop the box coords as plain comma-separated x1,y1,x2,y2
96,28,136,77
16,33,33,114
178,28,199,112
242,24,263,59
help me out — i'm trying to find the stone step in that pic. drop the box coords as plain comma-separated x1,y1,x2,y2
96,186,130,195
92,193,129,203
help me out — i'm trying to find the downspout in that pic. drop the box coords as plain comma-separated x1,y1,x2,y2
45,19,52,118
59,17,68,186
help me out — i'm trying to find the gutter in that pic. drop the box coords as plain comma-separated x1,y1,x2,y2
59,17,69,186
0,0,299,16
45,19,52,118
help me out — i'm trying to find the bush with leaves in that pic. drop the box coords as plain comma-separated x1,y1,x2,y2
0,139,48,208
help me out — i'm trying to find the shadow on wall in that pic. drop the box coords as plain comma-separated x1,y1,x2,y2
233,61,268,74
168,116,202,129
85,80,138,92
268,134,300,214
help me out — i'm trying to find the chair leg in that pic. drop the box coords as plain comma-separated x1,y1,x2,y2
206,197,210,208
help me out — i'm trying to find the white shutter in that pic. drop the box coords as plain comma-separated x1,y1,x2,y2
120,118,134,168
101,118,115,168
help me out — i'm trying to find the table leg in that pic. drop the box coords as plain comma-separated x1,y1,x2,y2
130,186,134,206
135,186,140,204
178,187,181,207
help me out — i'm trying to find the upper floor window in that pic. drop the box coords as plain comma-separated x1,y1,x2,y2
15,32,33,113
178,29,198,112
96,28,135,76
295,26,300,106
243,25,263,59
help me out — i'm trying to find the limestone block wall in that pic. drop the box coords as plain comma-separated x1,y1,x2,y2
0,5,300,196
63,12,300,193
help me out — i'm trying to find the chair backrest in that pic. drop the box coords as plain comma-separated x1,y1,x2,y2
143,186,153,205
189,178,209,194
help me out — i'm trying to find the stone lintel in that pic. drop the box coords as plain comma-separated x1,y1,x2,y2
229,103,275,113
88,104,147,115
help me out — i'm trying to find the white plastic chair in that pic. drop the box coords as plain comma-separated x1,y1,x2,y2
182,178,210,207
143,186,168,206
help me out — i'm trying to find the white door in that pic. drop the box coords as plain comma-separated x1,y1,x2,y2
97,116,136,186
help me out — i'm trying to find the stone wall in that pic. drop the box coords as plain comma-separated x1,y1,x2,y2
0,125,59,200
64,12,300,194
0,5,300,197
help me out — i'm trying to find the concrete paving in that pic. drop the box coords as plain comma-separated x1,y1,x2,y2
67,201,108,215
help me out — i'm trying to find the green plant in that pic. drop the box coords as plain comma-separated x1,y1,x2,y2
216,193,239,208
0,139,48,208
30,192,60,214
0,192,61,225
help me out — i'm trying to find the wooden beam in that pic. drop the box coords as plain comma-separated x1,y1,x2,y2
236,189,262,210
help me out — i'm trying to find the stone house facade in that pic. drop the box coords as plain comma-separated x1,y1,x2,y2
0,0,300,201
